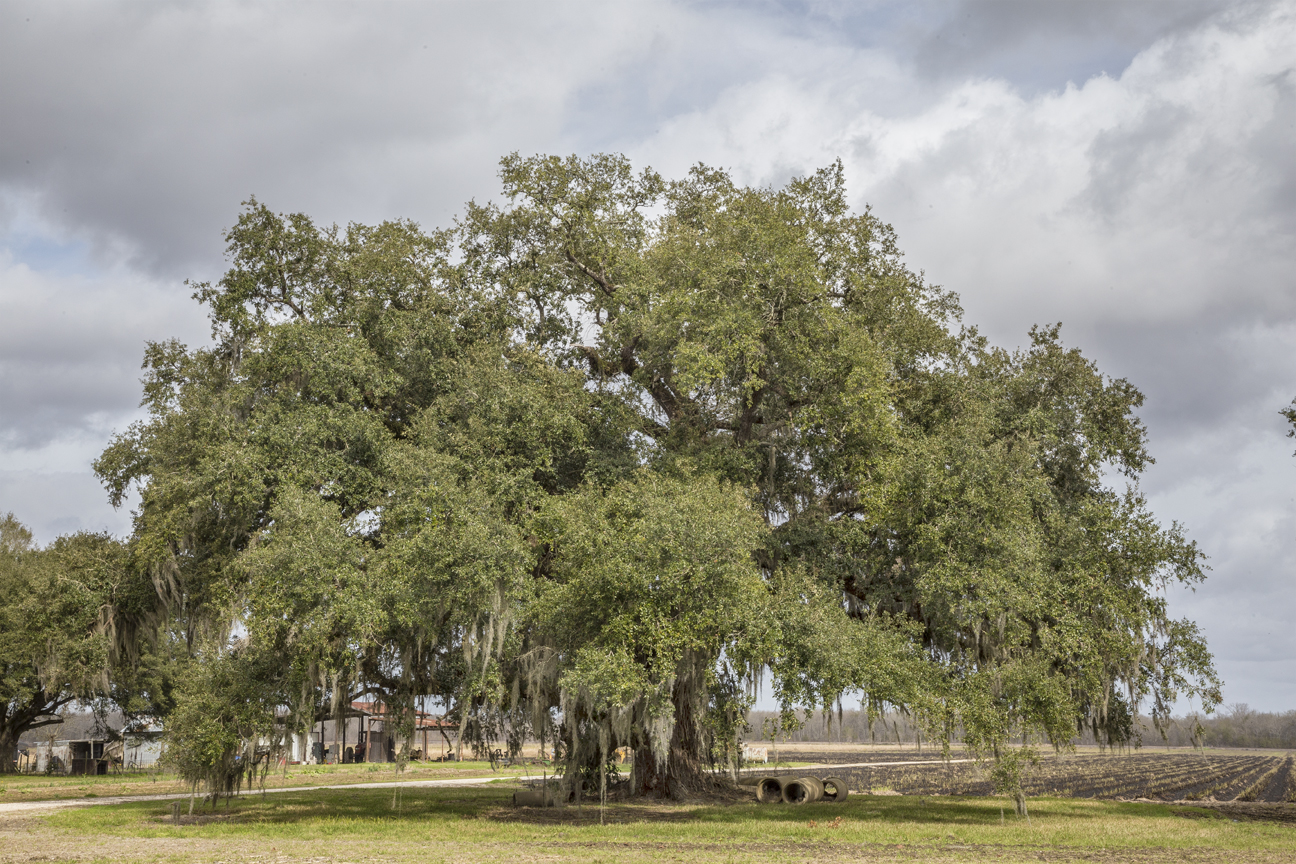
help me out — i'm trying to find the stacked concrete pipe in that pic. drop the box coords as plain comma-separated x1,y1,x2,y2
755,775,849,804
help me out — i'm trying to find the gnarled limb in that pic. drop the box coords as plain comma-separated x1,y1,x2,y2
564,250,618,298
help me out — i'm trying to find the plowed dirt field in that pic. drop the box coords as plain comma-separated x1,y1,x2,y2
766,749,1296,803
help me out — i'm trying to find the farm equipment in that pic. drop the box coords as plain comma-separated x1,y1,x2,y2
488,748,514,770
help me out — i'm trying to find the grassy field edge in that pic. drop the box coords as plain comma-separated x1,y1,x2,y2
24,786,1295,854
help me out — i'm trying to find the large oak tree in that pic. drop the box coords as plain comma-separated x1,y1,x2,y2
96,154,1219,799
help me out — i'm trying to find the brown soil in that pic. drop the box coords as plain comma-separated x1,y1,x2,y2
762,750,1296,803
1169,800,1296,825
1257,756,1293,803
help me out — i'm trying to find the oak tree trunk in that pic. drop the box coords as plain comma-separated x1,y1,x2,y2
0,691,70,774
0,727,18,774
631,677,719,799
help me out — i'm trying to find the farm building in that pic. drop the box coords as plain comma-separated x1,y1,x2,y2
293,701,459,764
14,713,162,775
10,706,458,772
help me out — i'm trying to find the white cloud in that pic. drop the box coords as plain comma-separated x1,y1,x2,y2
0,470,134,542
629,4,1296,708
1,0,1293,707
0,239,207,448
637,5,1296,332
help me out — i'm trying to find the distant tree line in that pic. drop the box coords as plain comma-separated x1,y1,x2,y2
747,709,932,747
750,704,1296,751
1159,705,1296,750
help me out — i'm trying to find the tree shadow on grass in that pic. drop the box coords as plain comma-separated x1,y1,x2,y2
692,795,1176,829
133,786,507,828
118,788,1175,832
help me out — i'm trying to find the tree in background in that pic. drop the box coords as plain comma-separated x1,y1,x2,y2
94,207,591,776
0,514,138,772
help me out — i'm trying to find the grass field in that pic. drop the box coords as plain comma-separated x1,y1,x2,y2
0,760,526,804
0,760,814,805
3,785,1295,863
4,748,1294,861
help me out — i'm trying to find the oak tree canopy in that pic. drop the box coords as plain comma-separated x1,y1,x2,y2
91,154,1220,800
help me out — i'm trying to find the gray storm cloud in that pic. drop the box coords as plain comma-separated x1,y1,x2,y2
1,0,1293,709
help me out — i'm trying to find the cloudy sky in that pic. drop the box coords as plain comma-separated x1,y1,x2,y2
2,0,1293,712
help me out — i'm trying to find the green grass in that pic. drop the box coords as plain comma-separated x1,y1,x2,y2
28,787,1295,862
1,759,820,805
0,760,529,803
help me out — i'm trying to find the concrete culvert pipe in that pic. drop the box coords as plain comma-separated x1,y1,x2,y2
513,789,555,807
781,778,810,804
821,777,849,803
800,776,825,802
755,776,784,804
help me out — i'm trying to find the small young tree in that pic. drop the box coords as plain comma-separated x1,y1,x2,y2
163,647,284,809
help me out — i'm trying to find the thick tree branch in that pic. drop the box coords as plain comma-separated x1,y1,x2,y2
736,385,766,444
24,713,71,732
576,335,643,381
273,255,307,319
574,345,606,377
646,377,685,424
619,335,641,376
564,250,618,297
